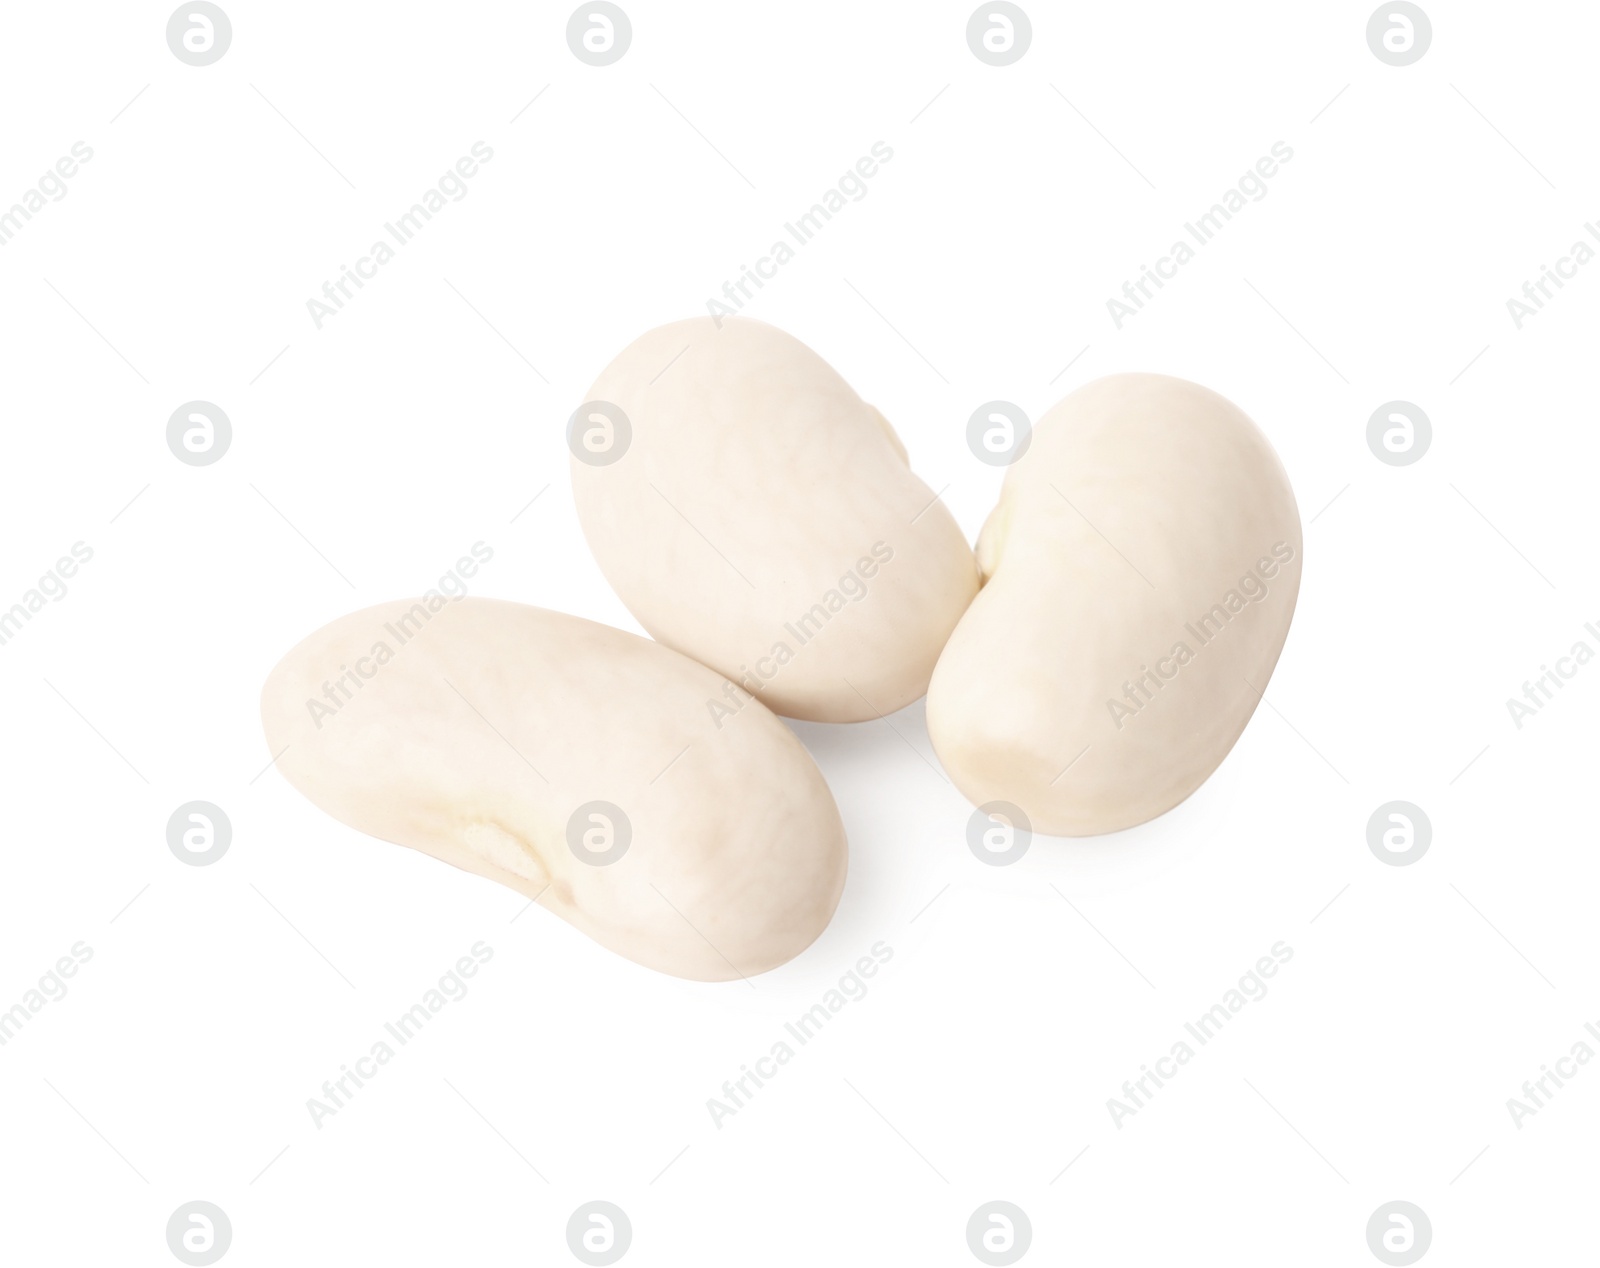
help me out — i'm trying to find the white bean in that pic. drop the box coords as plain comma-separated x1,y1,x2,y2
569,316,979,722
261,597,847,980
927,374,1302,836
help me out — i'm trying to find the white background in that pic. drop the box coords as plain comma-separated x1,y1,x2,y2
1,1,1595,1264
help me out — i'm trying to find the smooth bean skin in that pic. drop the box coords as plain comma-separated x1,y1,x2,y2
261,597,847,980
569,316,979,722
927,374,1303,837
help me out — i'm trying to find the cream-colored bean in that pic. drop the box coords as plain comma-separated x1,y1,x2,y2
569,316,979,722
260,598,846,981
927,374,1302,836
